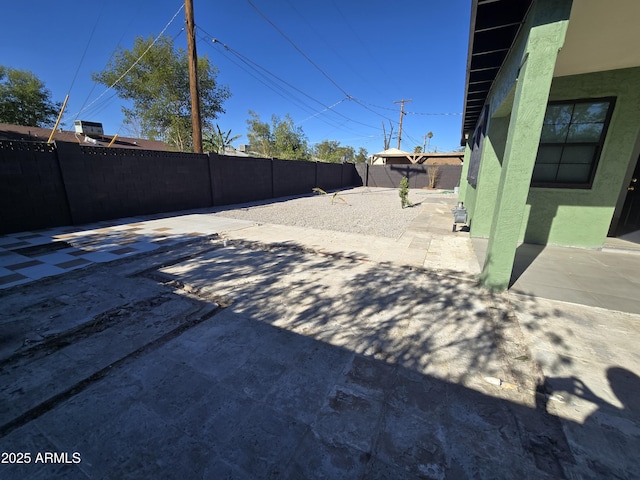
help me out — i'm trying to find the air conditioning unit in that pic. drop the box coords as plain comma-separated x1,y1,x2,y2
74,120,104,136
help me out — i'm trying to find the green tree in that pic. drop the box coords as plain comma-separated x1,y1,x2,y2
313,140,355,163
246,111,310,160
399,176,413,208
354,147,368,163
0,66,61,127
203,124,241,154
414,145,423,153
92,35,230,152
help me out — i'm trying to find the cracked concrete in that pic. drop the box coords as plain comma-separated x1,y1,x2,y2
1,189,639,479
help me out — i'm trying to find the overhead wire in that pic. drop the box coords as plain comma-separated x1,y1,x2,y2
329,0,403,97
70,3,185,121
66,14,102,99
200,29,335,118
283,0,378,97
197,27,379,136
245,0,396,126
247,0,404,127
75,12,185,130
246,0,350,99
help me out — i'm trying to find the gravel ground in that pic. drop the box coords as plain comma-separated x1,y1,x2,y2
213,187,456,239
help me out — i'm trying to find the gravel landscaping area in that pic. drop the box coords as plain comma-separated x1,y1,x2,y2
213,187,456,239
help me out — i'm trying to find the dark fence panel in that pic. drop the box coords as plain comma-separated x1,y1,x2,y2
0,141,382,234
342,162,363,188
56,142,211,225
355,163,368,187
363,164,462,189
316,162,345,191
0,141,71,234
272,159,316,197
434,165,463,189
210,154,272,206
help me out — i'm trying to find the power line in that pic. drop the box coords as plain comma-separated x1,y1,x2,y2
247,0,351,99
198,29,380,135
394,99,411,149
406,111,462,116
70,3,185,120
66,14,102,98
329,0,401,96
245,0,394,125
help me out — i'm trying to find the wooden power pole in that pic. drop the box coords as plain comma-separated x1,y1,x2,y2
394,99,412,150
185,0,203,153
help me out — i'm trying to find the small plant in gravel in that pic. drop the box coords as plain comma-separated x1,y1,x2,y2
399,177,413,208
312,187,348,204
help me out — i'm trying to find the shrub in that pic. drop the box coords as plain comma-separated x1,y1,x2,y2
399,177,413,208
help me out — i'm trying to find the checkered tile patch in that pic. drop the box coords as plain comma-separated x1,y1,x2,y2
0,218,208,290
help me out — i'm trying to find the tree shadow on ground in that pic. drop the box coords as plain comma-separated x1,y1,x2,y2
1,236,638,478
153,238,638,478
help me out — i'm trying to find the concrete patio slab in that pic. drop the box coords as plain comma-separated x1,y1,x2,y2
1,188,638,479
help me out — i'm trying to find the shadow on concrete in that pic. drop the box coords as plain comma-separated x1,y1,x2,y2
538,367,640,478
509,243,546,287
0,237,637,478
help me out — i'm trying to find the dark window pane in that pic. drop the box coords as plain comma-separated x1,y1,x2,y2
536,145,563,164
557,164,591,183
533,98,613,188
572,102,609,123
567,123,604,142
544,104,573,124
560,145,596,164
541,123,569,142
532,164,559,182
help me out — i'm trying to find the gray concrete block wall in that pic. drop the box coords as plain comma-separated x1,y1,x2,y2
316,163,344,191
210,154,273,206
0,142,363,234
56,143,211,225
342,163,363,188
364,164,462,190
0,141,71,234
273,159,316,197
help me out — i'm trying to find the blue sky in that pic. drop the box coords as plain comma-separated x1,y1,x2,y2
2,0,471,154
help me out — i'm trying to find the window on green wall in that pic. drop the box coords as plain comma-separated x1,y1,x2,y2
531,97,615,188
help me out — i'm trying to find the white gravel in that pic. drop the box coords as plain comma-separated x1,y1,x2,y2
213,187,454,239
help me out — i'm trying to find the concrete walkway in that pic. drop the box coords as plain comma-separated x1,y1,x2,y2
473,237,640,315
1,188,639,479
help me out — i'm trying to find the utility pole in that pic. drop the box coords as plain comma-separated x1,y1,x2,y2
185,0,203,153
394,99,411,150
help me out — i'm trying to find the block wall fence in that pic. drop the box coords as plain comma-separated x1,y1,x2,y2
0,140,461,234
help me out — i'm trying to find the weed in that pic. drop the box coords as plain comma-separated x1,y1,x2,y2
312,187,348,204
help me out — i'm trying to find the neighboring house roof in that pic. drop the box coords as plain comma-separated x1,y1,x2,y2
372,148,463,165
417,153,464,165
217,147,250,157
0,123,173,151
461,0,533,143
372,148,410,157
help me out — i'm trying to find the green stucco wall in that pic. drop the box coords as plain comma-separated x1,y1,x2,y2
468,116,509,238
522,67,640,247
478,0,573,290
459,142,471,202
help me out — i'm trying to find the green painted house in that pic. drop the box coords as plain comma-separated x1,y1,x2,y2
458,0,640,290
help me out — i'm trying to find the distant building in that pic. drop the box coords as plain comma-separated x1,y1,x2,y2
371,148,463,165
0,122,172,151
